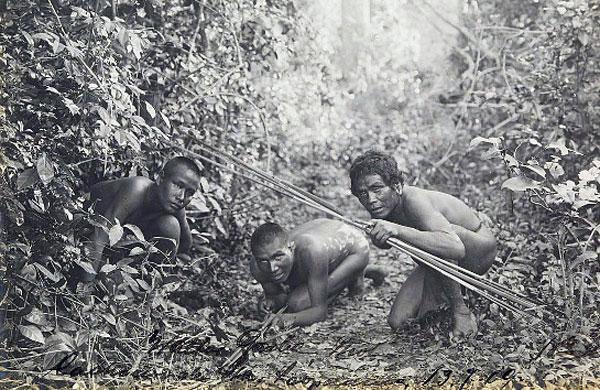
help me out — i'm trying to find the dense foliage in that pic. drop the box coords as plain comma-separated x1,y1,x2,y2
0,0,298,379
0,0,598,386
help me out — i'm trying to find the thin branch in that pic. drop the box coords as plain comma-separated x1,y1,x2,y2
46,0,105,90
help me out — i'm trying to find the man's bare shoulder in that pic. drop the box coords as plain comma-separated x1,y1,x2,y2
293,234,322,254
403,186,448,210
90,177,154,217
118,176,154,191
402,185,428,201
92,176,152,192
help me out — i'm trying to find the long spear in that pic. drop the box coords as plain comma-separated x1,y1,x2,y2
177,141,551,319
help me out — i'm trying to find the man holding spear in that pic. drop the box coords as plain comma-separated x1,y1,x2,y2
349,150,498,336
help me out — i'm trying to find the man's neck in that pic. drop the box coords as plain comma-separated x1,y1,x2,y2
144,182,165,215
387,191,405,223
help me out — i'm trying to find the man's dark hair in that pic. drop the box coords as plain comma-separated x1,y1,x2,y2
250,222,288,254
349,150,404,195
162,156,202,178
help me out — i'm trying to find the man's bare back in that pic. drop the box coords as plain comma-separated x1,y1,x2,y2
260,219,369,287
90,177,186,237
350,151,497,336
76,157,201,286
249,219,384,327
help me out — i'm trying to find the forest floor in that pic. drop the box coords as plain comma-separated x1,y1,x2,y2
193,188,600,388
216,247,599,389
198,196,600,389
3,187,599,389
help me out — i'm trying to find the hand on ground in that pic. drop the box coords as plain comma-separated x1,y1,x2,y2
257,296,275,318
348,276,365,297
268,313,295,331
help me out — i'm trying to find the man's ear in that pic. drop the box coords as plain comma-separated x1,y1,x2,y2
156,171,165,184
393,183,403,195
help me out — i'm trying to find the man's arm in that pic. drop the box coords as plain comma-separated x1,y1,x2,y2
175,209,192,254
369,189,469,315
370,190,465,260
282,246,328,327
86,182,144,271
249,261,287,312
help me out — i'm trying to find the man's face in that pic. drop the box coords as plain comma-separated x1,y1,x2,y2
157,165,201,213
253,237,294,283
353,173,401,219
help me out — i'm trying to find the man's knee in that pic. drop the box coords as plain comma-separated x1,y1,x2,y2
388,311,412,330
154,215,181,239
350,247,369,275
151,215,181,254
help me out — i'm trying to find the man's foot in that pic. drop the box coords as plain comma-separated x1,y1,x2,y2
451,307,478,337
348,275,366,297
365,265,387,287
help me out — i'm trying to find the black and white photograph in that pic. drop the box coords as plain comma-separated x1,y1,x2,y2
0,0,599,388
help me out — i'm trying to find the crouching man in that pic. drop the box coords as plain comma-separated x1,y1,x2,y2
75,156,202,284
249,219,386,327
349,150,497,336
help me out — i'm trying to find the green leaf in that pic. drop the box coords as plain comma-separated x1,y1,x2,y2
22,31,34,46
108,221,124,246
46,86,61,95
469,136,502,150
75,260,97,275
17,168,40,190
501,176,540,192
128,247,145,256
504,154,519,168
119,264,139,274
215,217,228,238
144,101,156,118
522,164,546,179
100,264,118,274
125,130,141,152
63,97,81,115
546,139,569,155
545,162,565,179
101,313,116,326
578,32,589,46
36,153,55,185
18,324,45,344
569,251,598,270
33,263,60,283
129,32,142,59
32,32,58,45
200,177,210,192
190,196,210,213
160,112,171,129
137,278,151,291
124,224,146,242
24,308,48,326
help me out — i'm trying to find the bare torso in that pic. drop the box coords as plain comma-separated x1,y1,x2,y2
396,186,496,269
90,177,179,233
399,187,481,231
252,219,368,288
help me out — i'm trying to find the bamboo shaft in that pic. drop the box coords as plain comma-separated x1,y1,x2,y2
176,141,547,320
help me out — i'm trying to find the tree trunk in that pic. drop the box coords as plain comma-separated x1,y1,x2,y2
341,0,370,77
